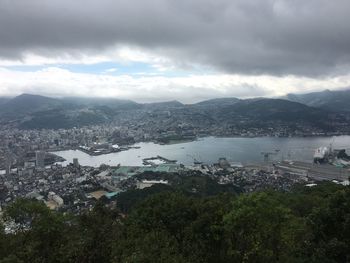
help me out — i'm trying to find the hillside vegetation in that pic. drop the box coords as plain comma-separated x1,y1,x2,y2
0,182,349,262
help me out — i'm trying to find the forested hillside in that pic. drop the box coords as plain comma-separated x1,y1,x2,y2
0,182,349,262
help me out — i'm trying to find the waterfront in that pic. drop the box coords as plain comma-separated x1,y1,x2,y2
54,136,350,167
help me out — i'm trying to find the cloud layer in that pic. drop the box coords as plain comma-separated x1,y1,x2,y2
1,0,350,76
1,67,350,103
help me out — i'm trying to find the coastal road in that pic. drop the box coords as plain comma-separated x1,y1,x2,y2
275,161,350,181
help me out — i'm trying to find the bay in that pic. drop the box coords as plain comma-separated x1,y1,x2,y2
54,136,350,167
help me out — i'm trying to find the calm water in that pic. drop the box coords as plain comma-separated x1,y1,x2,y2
54,136,350,167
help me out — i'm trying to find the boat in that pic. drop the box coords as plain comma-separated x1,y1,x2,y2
313,147,330,164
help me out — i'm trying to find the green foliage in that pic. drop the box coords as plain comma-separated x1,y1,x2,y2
0,255,24,263
4,198,51,231
115,193,232,263
224,192,299,262
2,199,75,262
117,173,239,213
117,184,174,213
305,188,350,262
68,202,121,263
175,175,240,196
0,223,7,260
0,183,349,262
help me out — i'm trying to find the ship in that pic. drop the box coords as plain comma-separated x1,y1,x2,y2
313,145,350,166
313,146,330,164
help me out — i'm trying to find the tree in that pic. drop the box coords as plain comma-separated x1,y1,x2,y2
114,192,234,262
3,199,73,262
305,188,350,262
73,202,121,263
223,192,303,262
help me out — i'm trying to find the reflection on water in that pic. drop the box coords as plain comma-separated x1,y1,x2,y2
54,136,350,167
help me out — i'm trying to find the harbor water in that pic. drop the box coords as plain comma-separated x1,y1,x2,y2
54,136,350,167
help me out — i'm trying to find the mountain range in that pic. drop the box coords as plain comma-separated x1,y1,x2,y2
283,89,350,112
0,89,349,129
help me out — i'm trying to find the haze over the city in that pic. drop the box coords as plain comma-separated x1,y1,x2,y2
1,0,350,102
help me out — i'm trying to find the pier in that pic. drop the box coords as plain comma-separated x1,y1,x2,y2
142,155,177,165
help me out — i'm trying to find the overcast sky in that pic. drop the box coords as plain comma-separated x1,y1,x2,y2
0,0,350,102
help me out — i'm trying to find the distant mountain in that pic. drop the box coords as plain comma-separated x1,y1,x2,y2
62,97,141,110
219,98,327,122
143,100,183,109
19,108,110,129
0,97,11,106
284,89,350,112
194,97,240,107
0,93,344,130
0,94,118,128
0,94,63,117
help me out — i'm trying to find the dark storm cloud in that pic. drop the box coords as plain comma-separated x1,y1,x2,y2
1,0,350,76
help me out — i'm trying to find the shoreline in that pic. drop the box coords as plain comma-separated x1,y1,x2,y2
51,134,350,157
49,135,350,168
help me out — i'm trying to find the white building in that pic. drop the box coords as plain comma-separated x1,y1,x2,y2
137,180,169,189
48,192,64,207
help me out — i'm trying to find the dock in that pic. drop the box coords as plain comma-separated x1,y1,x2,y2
142,156,177,165
275,161,350,181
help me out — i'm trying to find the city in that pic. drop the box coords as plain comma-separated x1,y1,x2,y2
1,0,350,262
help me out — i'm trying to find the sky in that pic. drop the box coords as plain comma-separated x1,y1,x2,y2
0,0,350,103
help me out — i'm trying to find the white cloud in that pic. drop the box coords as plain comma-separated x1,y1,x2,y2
0,67,349,103
0,46,177,73
104,68,118,73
